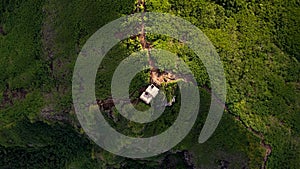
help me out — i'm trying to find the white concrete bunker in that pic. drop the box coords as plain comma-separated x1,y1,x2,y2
139,84,159,104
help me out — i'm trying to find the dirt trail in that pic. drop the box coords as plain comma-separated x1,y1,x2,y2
136,0,162,86
97,0,149,114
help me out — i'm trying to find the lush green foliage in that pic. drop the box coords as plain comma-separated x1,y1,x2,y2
0,0,51,91
148,0,300,168
0,120,95,168
0,0,299,168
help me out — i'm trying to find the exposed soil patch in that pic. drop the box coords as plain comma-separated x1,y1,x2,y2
151,69,176,86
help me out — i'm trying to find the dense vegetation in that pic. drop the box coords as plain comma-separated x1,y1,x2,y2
0,0,299,168
147,0,300,167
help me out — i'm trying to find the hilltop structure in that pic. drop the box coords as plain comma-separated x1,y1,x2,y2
139,84,159,104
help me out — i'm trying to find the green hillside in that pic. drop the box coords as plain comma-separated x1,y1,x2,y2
0,0,299,168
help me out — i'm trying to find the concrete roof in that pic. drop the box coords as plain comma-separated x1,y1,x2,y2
140,84,159,104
